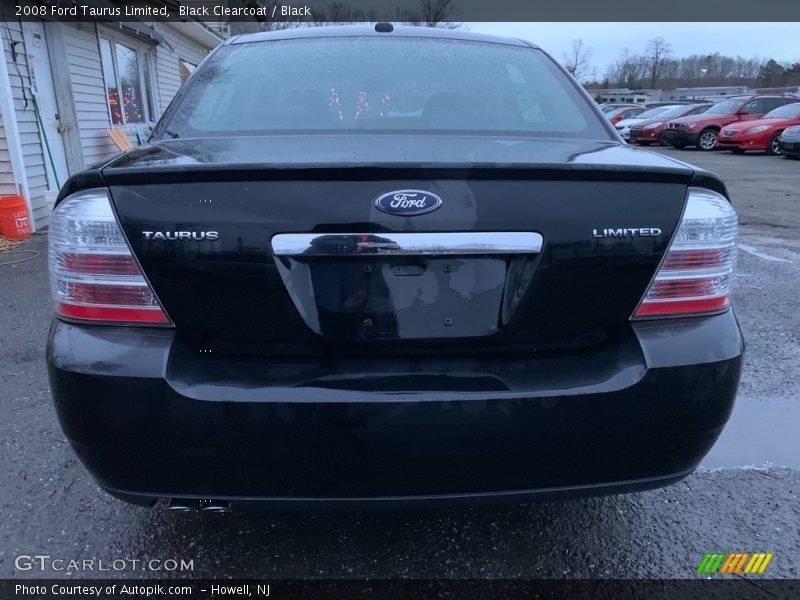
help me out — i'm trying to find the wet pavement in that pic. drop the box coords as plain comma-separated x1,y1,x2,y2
682,148,800,472
1,148,798,579
703,395,800,470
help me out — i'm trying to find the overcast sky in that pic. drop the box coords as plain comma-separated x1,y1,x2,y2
466,23,800,79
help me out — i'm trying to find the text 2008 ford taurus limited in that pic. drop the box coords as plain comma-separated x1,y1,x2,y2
47,26,743,510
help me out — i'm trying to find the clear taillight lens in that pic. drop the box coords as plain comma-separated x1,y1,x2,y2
632,187,738,319
48,189,172,325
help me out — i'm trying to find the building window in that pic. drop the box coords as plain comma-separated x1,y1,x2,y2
99,36,154,126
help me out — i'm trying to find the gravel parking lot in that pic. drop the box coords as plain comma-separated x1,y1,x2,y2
1,147,798,579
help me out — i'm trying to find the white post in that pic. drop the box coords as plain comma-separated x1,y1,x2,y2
0,28,35,232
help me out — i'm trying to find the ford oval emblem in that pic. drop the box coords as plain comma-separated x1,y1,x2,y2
374,190,442,216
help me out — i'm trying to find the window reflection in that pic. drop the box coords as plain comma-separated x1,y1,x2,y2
99,39,123,125
115,43,145,124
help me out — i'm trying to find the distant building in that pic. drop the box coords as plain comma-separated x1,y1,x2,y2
664,86,753,102
586,84,795,105
588,89,653,104
754,86,800,97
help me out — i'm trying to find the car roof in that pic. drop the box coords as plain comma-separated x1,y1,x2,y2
228,25,535,48
715,94,789,101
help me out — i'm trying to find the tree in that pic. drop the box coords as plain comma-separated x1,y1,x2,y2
759,59,786,86
786,63,800,86
309,1,374,25
402,0,461,28
226,0,461,31
606,48,644,88
644,37,672,88
562,39,595,82
226,0,308,34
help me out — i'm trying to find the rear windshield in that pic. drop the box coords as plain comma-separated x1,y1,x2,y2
158,37,611,140
705,98,744,115
634,107,669,119
764,102,800,118
658,105,698,118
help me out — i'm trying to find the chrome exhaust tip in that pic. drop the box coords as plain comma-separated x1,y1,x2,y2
199,500,232,513
166,499,195,511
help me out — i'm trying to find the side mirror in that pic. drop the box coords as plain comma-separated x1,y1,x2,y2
737,110,749,116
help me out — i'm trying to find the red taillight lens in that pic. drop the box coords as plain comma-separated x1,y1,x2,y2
48,189,172,326
632,187,738,319
56,252,143,276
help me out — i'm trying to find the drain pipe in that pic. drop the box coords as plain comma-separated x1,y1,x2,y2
32,95,61,190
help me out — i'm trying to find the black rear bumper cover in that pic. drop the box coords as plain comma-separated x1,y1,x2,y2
47,311,743,505
662,130,700,146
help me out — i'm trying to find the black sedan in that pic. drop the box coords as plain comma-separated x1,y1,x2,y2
779,125,800,159
47,25,743,511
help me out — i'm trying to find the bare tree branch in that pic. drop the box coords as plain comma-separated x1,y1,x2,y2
403,0,461,28
644,37,672,89
562,39,594,82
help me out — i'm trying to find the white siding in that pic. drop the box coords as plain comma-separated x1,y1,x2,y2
0,22,217,230
62,23,119,167
2,21,50,228
152,23,210,115
63,23,214,169
0,117,16,195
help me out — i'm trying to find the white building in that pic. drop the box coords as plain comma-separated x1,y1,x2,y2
591,89,653,104
0,20,221,231
666,85,753,102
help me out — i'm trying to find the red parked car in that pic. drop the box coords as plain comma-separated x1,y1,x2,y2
717,102,800,155
629,103,712,146
605,105,648,125
662,95,798,151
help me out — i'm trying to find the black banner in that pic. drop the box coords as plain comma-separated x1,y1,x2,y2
1,0,800,22
3,580,800,600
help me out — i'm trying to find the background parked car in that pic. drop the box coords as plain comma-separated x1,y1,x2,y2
662,95,798,151
645,101,692,108
605,105,648,125
628,103,712,145
598,102,643,114
614,106,672,140
717,102,800,155
779,125,800,159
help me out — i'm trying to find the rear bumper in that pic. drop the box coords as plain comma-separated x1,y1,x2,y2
779,140,800,155
662,130,698,146
629,129,659,143
47,312,743,506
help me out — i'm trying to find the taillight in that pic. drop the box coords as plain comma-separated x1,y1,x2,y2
48,189,172,326
632,187,737,319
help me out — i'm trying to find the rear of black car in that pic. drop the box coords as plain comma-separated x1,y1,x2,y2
47,27,743,509
779,125,800,158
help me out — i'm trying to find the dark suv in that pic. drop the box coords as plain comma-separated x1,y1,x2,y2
662,95,797,150
47,26,743,511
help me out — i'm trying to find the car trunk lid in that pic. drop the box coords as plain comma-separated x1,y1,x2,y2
104,136,694,354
